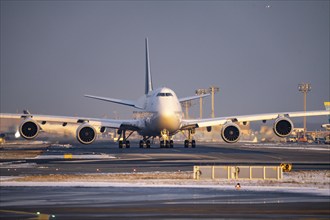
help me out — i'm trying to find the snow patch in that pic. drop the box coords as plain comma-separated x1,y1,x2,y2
1,181,328,196
35,154,116,159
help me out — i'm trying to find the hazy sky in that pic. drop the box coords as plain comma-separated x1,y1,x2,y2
1,1,329,124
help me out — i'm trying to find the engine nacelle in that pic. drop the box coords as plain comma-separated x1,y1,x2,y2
76,123,96,144
221,123,241,143
19,119,40,140
273,117,293,137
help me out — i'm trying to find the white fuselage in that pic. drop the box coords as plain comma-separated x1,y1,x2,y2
137,87,183,137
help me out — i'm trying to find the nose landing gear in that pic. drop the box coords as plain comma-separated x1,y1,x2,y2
160,129,174,148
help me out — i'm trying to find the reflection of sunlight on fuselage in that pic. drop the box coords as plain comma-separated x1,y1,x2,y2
150,87,182,134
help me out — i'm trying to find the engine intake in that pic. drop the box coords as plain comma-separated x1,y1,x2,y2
273,117,293,137
221,123,241,143
76,123,96,144
19,119,40,139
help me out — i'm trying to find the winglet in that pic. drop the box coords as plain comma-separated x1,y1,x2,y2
145,38,153,95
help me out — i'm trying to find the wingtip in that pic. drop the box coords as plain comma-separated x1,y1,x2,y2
84,94,93,98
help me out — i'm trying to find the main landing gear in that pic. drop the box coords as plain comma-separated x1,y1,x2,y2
139,137,152,148
116,129,197,149
184,129,196,148
118,129,134,149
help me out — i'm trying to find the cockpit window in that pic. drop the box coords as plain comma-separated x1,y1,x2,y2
157,93,173,97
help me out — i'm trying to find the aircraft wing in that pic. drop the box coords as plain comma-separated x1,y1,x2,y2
0,113,142,132
84,95,144,109
181,110,330,129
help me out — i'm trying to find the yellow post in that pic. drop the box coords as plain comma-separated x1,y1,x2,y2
64,154,72,159
193,166,200,180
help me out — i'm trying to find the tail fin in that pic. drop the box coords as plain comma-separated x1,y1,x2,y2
145,38,153,94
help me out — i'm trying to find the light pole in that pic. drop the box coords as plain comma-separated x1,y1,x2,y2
298,83,311,137
209,86,219,118
195,89,209,118
182,101,192,119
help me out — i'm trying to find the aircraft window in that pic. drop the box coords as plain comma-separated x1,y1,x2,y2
157,93,173,97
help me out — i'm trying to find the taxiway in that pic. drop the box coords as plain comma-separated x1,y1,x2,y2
1,141,329,219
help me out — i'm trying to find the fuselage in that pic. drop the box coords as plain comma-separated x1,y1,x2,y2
137,87,183,137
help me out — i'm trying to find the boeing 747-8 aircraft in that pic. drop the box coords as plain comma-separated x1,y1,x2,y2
1,39,329,148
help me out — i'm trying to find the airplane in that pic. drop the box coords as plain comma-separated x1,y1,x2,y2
0,38,329,148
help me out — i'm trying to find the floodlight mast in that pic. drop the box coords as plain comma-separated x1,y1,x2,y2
209,86,219,118
182,101,192,119
195,89,209,118
298,83,311,138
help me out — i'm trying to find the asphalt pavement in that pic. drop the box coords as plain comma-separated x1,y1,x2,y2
0,140,329,219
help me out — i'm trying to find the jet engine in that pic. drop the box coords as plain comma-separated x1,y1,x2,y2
19,119,40,140
273,117,293,137
221,122,241,143
76,123,96,144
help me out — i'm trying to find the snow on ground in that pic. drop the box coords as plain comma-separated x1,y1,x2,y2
243,143,330,151
50,143,72,148
1,170,329,196
0,161,37,168
1,179,329,196
35,153,116,159
0,141,49,145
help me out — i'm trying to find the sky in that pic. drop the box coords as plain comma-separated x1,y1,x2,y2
1,0,329,125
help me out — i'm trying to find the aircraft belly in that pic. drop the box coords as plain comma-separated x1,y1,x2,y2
137,114,181,137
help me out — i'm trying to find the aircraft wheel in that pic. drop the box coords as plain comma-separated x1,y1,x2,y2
126,140,130,148
119,141,123,149
192,140,196,148
184,140,189,148
139,140,144,148
146,140,151,148
170,140,174,148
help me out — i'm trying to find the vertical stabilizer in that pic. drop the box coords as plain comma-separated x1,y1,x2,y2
145,38,153,94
